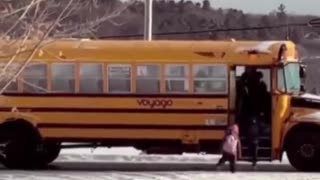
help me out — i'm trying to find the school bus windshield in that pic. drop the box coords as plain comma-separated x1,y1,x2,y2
278,63,301,94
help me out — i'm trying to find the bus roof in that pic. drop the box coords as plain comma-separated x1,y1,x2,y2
0,39,298,65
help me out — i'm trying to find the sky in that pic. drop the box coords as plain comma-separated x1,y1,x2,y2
193,0,320,15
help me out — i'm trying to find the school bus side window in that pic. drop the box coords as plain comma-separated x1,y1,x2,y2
0,63,19,92
136,64,160,94
80,63,103,93
165,64,189,93
193,64,228,94
108,64,131,93
51,63,75,93
22,63,47,93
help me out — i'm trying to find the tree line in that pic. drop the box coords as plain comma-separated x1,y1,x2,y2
1,0,319,42
101,0,319,43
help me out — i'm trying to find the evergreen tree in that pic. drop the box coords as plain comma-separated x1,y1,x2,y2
202,0,211,11
178,0,185,14
276,3,288,39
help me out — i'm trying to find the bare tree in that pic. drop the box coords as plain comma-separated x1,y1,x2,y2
0,0,136,94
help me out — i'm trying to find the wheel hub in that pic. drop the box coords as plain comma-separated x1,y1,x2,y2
300,144,315,158
0,141,10,156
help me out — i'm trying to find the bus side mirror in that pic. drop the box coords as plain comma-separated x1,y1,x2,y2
299,64,306,92
299,64,306,79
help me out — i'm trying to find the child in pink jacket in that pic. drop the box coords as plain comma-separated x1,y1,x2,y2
216,124,240,173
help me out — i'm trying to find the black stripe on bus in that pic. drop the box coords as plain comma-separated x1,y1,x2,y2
37,123,227,130
0,107,230,114
2,93,228,98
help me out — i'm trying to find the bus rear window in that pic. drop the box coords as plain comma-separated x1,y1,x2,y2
165,64,189,93
22,63,47,93
80,63,103,93
51,63,75,93
108,64,131,93
136,64,160,94
0,63,19,92
193,64,228,94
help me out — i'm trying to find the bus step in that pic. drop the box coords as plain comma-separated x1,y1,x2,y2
240,136,271,140
240,136,271,147
241,146,271,150
241,146,272,158
240,156,272,161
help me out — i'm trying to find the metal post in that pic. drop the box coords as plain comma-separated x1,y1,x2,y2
144,0,153,41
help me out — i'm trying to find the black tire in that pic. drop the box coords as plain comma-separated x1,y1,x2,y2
38,142,61,164
3,129,41,169
286,131,320,171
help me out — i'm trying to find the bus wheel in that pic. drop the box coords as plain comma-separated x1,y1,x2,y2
3,129,41,169
286,132,320,171
38,142,61,164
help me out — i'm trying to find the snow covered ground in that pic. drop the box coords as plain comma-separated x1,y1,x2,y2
61,147,142,155
58,147,286,165
58,147,222,164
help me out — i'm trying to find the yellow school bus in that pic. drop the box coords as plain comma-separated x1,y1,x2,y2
0,39,316,171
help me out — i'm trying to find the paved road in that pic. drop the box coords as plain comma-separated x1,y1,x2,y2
0,154,319,180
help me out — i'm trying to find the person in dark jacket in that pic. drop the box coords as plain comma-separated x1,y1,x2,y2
248,117,259,168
